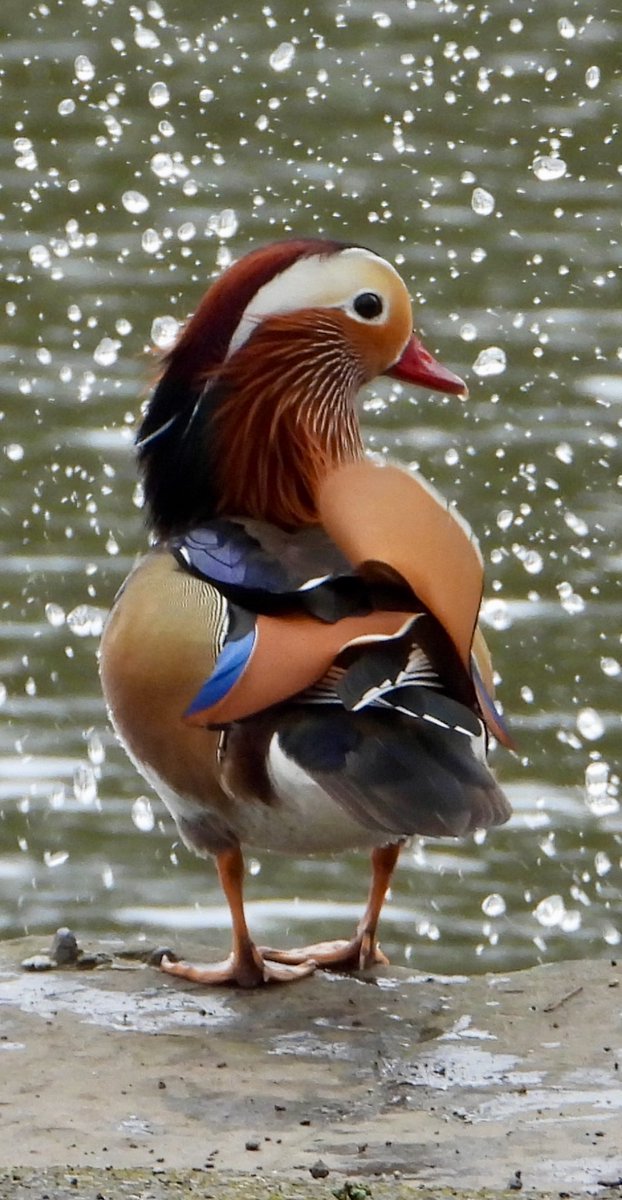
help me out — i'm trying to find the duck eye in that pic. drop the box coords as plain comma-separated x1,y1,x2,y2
353,291,384,320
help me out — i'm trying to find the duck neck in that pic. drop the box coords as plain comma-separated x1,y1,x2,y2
209,315,367,528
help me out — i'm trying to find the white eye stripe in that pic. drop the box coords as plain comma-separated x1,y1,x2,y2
226,247,397,358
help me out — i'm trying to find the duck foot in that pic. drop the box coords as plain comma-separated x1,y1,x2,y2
260,933,389,973
159,951,316,988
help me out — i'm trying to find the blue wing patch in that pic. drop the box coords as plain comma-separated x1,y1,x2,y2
174,522,290,592
184,627,256,719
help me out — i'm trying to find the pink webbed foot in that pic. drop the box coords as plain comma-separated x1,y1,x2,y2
159,951,316,988
260,932,389,973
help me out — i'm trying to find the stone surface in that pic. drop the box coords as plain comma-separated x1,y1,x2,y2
0,934,620,1198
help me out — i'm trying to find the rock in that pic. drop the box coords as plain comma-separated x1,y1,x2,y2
50,928,79,966
310,1159,330,1178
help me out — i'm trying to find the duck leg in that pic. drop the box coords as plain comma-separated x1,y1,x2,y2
260,842,401,972
160,845,317,987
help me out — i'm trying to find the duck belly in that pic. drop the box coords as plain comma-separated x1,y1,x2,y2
231,731,384,855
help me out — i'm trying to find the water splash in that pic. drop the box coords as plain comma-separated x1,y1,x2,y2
121,190,150,215
533,157,567,182
269,42,296,72
472,346,506,377
471,187,495,216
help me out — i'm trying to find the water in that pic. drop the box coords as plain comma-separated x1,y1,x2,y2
1,0,620,974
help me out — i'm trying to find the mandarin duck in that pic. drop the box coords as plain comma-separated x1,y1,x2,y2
100,237,512,988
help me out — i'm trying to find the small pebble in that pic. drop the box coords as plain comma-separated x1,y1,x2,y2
51,927,79,965
508,1169,523,1190
75,952,113,969
21,954,54,972
148,946,178,966
245,1137,261,1151
310,1159,330,1179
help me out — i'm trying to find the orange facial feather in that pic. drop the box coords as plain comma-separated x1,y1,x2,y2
209,310,366,526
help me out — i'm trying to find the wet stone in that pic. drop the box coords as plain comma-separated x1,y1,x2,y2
50,928,79,965
20,953,54,972
309,1158,330,1178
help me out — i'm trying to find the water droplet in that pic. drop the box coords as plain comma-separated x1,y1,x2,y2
585,64,600,89
151,315,180,349
142,228,162,254
73,763,98,806
460,323,477,342
269,41,296,71
600,657,620,678
539,833,556,859
557,581,585,615
93,337,121,367
45,602,66,628
520,686,534,704
444,447,459,466
554,441,573,464
0,683,7,708
533,156,567,182
482,893,506,918
561,909,581,933
522,550,543,576
49,786,66,811
603,924,621,947
594,851,611,877
496,508,513,531
87,731,105,766
480,598,512,631
207,208,239,239
74,54,95,81
585,760,618,816
102,865,115,890
564,511,589,537
557,16,576,38
29,244,51,268
58,98,76,116
135,24,160,49
150,152,174,179
199,86,215,103
66,605,105,637
132,796,155,832
122,190,149,215
5,443,25,462
533,894,565,928
471,186,495,216
148,81,170,108
44,850,70,868
576,707,604,741
177,221,196,243
472,346,507,377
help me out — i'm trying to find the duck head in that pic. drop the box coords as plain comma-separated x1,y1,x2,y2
137,238,466,535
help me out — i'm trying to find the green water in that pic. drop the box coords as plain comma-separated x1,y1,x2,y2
1,0,620,972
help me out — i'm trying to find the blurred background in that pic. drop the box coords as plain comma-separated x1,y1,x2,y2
1,0,620,973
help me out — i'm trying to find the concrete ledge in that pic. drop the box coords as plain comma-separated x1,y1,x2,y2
0,935,620,1198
